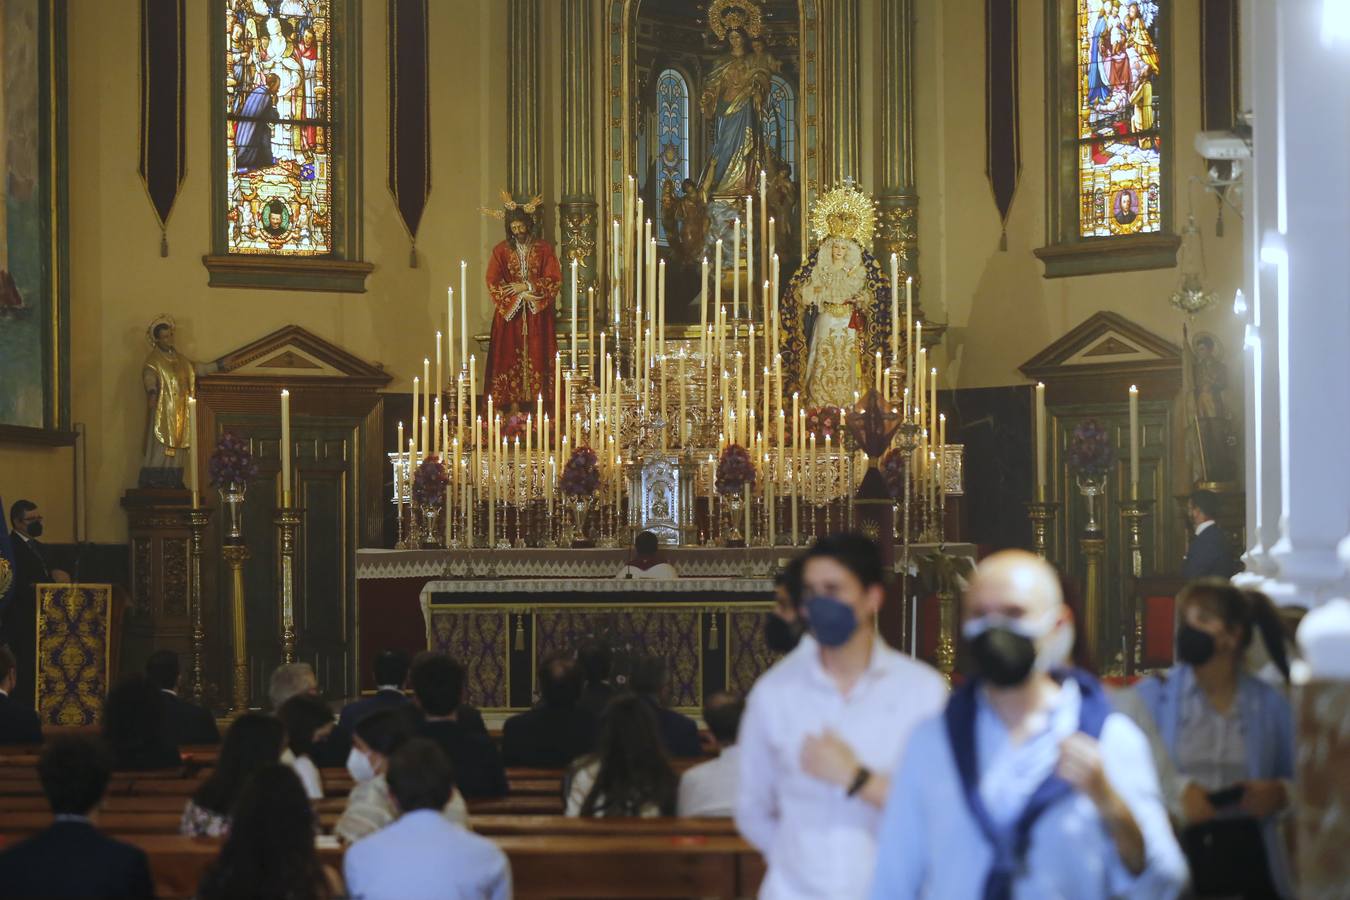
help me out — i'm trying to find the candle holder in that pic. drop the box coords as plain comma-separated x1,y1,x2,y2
274,507,303,665
722,488,746,547
1119,498,1153,673
187,508,212,703
222,543,252,715
1079,531,1107,672
1025,499,1060,561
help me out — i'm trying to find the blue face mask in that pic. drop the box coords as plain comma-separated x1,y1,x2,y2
805,595,858,647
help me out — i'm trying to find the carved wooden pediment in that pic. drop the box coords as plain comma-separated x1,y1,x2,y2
208,325,391,389
1020,311,1181,384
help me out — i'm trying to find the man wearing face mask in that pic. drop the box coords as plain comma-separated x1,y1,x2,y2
868,550,1187,899
763,557,806,655
4,501,69,710
735,534,948,900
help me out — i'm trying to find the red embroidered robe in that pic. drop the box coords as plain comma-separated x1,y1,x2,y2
484,237,561,409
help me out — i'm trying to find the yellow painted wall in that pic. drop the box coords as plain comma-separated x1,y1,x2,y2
0,444,74,543
33,0,1243,544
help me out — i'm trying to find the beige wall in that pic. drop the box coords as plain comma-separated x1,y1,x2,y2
16,0,1244,544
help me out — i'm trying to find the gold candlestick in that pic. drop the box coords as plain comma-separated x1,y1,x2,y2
274,507,303,665
187,508,212,703
223,543,252,715
1119,498,1153,674
1026,499,1060,561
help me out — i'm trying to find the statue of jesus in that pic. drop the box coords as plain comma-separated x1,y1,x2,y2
484,204,561,412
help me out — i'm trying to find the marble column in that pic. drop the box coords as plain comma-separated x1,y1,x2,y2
507,0,542,202
560,0,597,365
821,0,861,187
876,0,919,285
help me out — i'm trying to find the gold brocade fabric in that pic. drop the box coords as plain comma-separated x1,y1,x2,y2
804,328,863,410
144,348,196,452
36,585,111,727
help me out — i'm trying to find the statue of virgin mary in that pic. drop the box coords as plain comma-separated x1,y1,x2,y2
698,2,775,198
780,184,892,410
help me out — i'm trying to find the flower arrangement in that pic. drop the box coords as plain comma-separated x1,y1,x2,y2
412,456,449,508
208,432,259,488
804,406,844,441
880,447,908,500
1067,419,1115,478
715,444,757,495
560,446,600,497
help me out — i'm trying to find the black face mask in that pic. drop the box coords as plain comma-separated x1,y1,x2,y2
969,627,1038,687
764,613,802,654
1176,624,1217,667
24,521,42,539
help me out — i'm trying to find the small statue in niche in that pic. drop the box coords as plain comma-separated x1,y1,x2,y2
1183,325,1238,485
139,315,218,489
661,178,710,267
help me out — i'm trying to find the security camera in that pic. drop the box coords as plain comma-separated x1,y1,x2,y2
1194,129,1252,161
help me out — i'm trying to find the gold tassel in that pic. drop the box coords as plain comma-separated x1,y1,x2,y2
410,243,419,268
999,227,1008,252
514,614,524,651
160,230,169,258
708,616,719,651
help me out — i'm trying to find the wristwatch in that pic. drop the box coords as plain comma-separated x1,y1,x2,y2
846,766,872,798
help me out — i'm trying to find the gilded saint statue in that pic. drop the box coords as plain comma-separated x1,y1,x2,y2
780,184,893,410
140,315,215,489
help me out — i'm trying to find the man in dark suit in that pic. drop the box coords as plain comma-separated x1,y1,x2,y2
0,646,42,745
411,653,507,799
0,735,153,898
144,649,219,746
3,500,69,709
502,653,598,768
577,639,616,718
1181,489,1240,579
630,654,703,758
338,649,412,733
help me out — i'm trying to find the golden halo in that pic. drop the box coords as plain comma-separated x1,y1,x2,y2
708,0,764,40
145,313,176,347
809,181,876,247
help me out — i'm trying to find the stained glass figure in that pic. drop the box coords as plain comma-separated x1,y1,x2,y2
224,0,332,256
1076,0,1162,238
765,75,795,178
655,69,690,245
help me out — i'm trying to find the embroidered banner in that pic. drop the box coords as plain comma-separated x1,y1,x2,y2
985,0,1020,251
1200,0,1239,131
389,0,431,267
139,0,185,256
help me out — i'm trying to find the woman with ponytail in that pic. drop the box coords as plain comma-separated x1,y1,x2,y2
1131,579,1295,899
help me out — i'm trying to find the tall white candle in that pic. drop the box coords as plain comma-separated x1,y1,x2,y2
422,358,431,454
435,331,443,402
732,218,741,323
701,256,709,361
890,253,900,366
459,261,468,364
570,259,579,368
745,195,754,307
187,398,200,509
1035,382,1047,500
396,420,404,527
411,376,420,463
446,288,455,379
1129,385,1140,500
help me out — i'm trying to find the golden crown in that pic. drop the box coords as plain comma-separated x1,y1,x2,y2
709,0,764,40
809,181,877,247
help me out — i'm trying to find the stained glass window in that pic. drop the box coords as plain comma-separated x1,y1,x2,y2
1076,0,1163,238
765,75,796,178
224,0,332,256
655,69,690,245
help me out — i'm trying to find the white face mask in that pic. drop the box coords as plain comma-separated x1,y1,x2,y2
346,747,377,784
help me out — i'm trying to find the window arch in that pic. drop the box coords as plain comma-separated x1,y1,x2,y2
655,68,690,245
765,75,796,178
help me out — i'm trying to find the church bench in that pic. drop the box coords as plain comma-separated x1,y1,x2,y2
469,816,741,837
467,795,565,815
0,809,343,836
0,794,348,814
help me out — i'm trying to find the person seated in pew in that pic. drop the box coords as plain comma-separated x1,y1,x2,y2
764,556,807,654
501,653,598,768
0,645,42,746
615,530,678,579
278,693,335,801
629,654,703,758
411,652,508,799
337,649,412,733
145,648,220,746
197,764,343,900
181,712,286,838
409,649,490,738
566,693,678,817
677,692,745,818
269,661,349,768
344,739,511,900
577,639,617,719
0,736,154,899
335,707,468,844
103,672,182,771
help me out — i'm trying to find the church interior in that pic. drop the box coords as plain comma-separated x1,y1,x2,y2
0,0,1347,897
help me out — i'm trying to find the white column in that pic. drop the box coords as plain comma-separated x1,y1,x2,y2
1248,0,1350,606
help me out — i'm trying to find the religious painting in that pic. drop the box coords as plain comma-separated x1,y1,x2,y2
612,0,819,327
0,1,66,433
1076,0,1163,238
223,0,332,256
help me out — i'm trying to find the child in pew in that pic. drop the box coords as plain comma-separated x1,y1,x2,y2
335,706,468,843
181,712,286,838
566,694,678,817
197,764,343,900
279,693,335,801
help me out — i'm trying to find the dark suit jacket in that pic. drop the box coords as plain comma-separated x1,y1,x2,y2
640,696,702,758
337,688,409,733
419,718,508,799
160,691,220,746
0,819,153,899
501,703,598,768
0,692,42,746
578,682,615,718
1182,523,1239,580
2,537,52,710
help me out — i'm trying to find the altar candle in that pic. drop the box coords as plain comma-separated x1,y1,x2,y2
612,218,620,284
525,412,533,460
433,396,442,457
186,397,201,508
767,466,775,546
411,377,420,463
916,348,927,424
422,358,431,453
732,218,741,324
809,433,817,507
745,196,754,306
446,287,455,380
1129,385,1140,500
748,325,756,414
905,277,914,380
875,351,883,393
762,280,771,364
468,356,478,437
760,172,768,269
824,435,832,506
554,352,562,451
1034,382,1046,500
768,218,776,274
762,366,771,451
420,415,428,469
700,257,709,361
513,436,521,505
658,259,667,361
588,286,596,377
280,390,292,504
838,434,848,495
435,330,443,402
590,395,598,449
395,420,404,526
487,394,495,465
455,373,465,449
777,408,785,478
939,413,947,492
930,367,939,456
678,352,687,444
714,240,724,354
448,438,458,545
459,261,468,364
599,335,608,414
791,440,799,545
570,259,579,367
442,415,449,468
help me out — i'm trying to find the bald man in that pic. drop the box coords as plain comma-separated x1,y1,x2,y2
868,551,1187,899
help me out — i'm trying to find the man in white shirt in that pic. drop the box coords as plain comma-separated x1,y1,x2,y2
678,692,744,817
344,738,511,900
615,531,678,579
735,533,948,900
